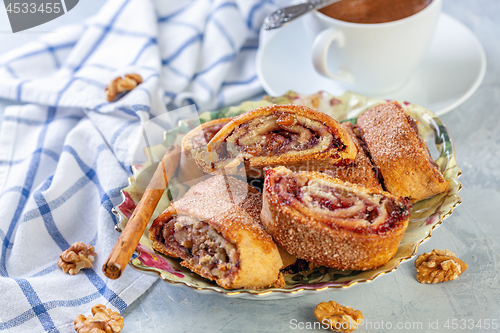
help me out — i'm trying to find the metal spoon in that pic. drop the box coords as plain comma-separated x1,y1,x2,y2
262,0,341,30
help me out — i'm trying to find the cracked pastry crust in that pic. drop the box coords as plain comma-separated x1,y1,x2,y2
196,104,357,178
261,166,412,271
178,118,232,184
356,101,448,202
149,175,282,289
324,122,382,191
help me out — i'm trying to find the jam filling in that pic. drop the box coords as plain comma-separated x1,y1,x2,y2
299,184,383,223
161,215,239,278
310,193,380,222
272,174,411,231
226,112,341,157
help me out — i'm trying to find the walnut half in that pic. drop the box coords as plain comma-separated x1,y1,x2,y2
58,242,96,275
415,249,468,283
74,304,124,333
315,300,363,333
105,73,143,101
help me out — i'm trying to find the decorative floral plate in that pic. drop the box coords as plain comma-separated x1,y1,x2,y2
112,91,462,300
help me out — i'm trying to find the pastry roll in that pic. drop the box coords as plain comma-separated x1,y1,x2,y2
149,175,282,289
197,104,357,178
261,166,412,271
356,101,448,202
323,122,382,191
178,118,232,184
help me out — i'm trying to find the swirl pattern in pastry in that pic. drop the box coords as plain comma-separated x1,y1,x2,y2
261,166,412,271
197,104,357,178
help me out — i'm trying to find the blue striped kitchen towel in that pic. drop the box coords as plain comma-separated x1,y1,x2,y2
0,0,291,332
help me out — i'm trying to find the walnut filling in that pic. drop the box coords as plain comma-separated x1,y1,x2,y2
162,215,239,279
224,112,340,158
273,174,410,230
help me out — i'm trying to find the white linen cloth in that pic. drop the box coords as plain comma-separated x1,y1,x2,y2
0,0,290,332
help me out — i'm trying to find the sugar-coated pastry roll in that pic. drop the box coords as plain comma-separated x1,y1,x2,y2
178,118,232,184
323,122,382,191
261,167,412,271
149,175,283,289
356,101,448,202
196,104,357,178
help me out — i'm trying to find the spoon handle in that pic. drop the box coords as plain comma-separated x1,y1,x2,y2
262,0,340,30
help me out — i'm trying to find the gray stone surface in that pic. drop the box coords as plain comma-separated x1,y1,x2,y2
1,0,499,332
120,2,500,332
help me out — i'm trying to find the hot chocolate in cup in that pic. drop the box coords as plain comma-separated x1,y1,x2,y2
304,0,442,95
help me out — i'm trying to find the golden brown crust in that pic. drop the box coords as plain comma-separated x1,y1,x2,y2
178,118,232,184
149,175,282,289
197,104,357,178
324,122,382,191
356,101,448,202
261,167,411,271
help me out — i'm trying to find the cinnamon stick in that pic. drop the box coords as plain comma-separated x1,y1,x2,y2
103,144,181,279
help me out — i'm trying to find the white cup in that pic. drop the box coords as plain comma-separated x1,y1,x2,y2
305,0,442,95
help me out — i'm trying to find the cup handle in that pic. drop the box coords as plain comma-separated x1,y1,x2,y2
312,28,354,83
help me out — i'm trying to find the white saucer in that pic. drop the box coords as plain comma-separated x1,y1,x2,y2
256,13,486,116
